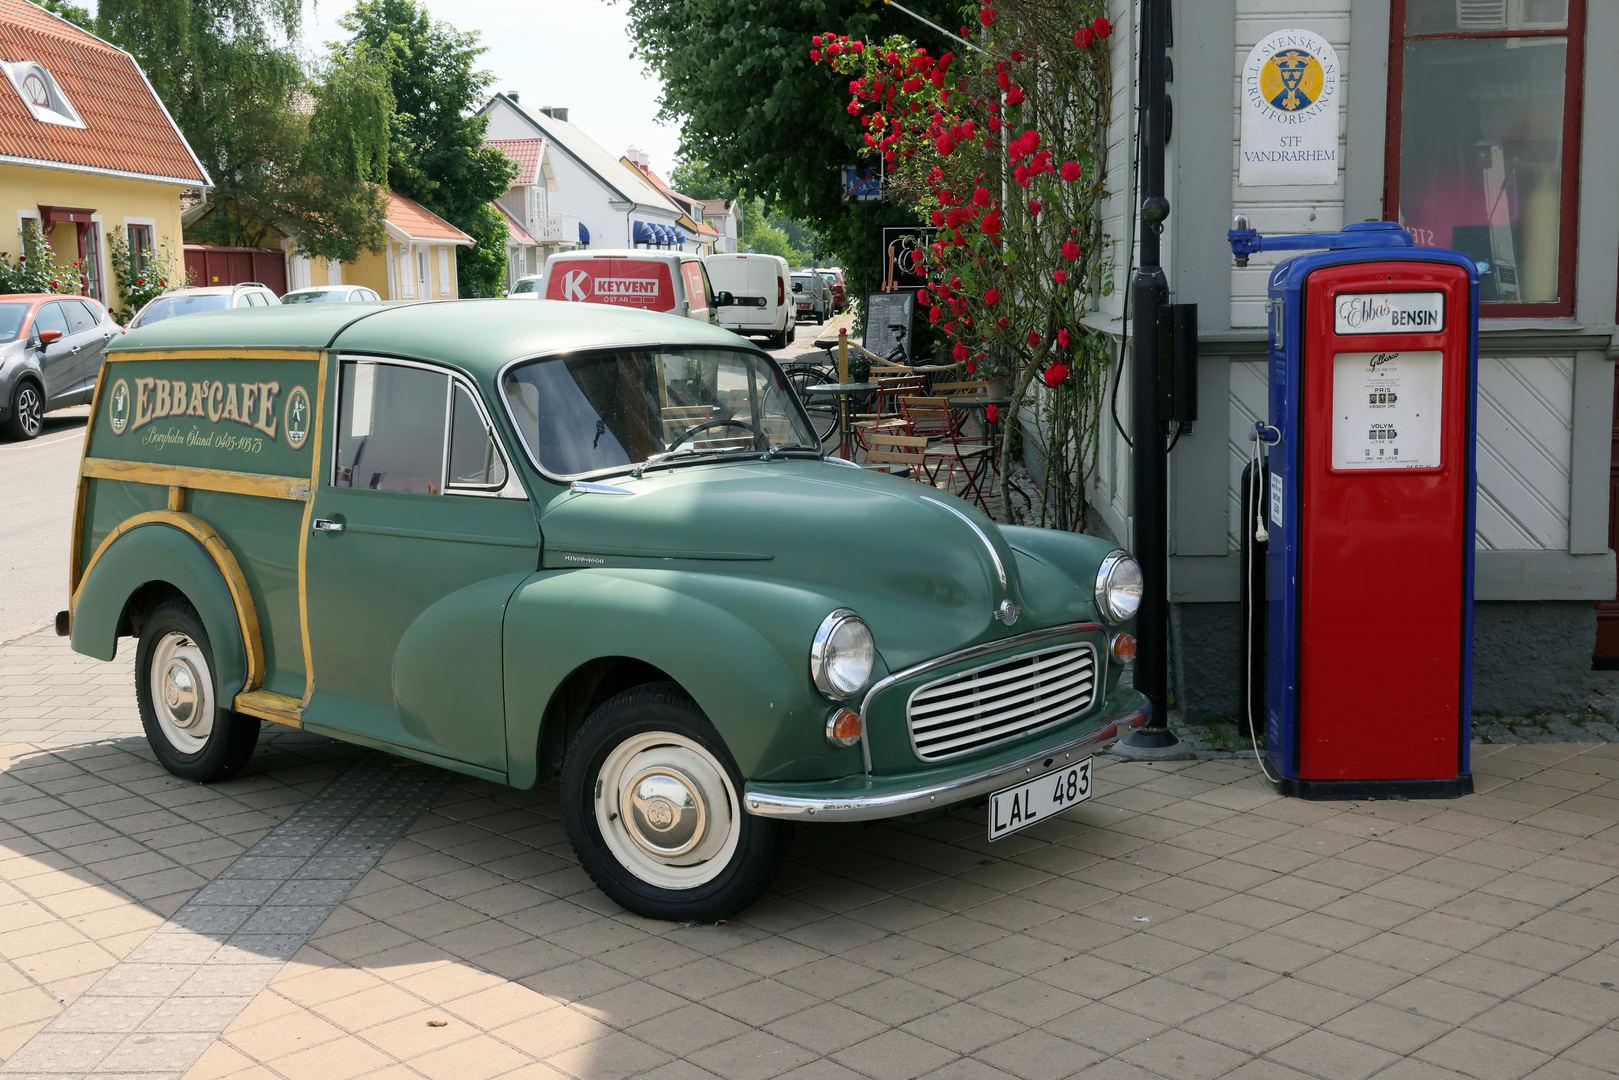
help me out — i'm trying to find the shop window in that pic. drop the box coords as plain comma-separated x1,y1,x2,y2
1385,1,1584,315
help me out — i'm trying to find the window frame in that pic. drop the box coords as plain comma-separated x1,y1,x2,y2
329,355,525,500
1383,0,1587,318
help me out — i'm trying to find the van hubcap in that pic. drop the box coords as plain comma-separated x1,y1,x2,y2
595,732,740,890
148,633,214,753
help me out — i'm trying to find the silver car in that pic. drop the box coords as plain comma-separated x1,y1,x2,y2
128,283,281,329
0,294,121,440
280,285,382,304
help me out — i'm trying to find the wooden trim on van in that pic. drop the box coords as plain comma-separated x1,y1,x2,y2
233,689,303,728
70,510,266,695
68,364,109,596
80,458,312,501
106,348,326,363
298,352,329,707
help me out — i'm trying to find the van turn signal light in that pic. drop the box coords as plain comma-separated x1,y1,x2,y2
826,708,862,748
1111,633,1137,663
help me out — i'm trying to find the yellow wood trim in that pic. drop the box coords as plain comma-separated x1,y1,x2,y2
70,510,266,694
81,458,312,501
69,364,108,596
167,486,185,512
299,352,328,707
106,348,325,363
232,689,303,728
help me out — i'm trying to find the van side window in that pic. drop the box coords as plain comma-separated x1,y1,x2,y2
447,384,508,490
333,361,448,493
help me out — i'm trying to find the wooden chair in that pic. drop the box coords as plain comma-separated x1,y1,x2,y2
862,433,928,480
854,372,926,448
902,397,993,501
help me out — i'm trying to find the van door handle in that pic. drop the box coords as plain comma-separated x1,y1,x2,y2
312,518,344,533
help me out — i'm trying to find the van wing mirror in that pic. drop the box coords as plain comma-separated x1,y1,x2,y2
792,282,803,292
716,291,735,306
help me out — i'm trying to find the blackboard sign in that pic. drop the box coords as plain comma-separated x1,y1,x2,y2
863,290,917,364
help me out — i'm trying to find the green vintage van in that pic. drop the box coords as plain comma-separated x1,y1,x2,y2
64,300,1148,919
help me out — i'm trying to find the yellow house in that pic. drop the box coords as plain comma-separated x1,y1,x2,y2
292,191,472,300
0,0,210,308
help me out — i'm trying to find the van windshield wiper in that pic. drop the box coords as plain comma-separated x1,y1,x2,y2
631,446,755,478
761,443,823,461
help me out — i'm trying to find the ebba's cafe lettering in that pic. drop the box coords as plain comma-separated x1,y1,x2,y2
107,375,312,451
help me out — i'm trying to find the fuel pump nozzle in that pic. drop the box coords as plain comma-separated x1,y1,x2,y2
1227,219,1414,268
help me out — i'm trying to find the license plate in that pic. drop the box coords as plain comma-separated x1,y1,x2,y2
988,757,1092,840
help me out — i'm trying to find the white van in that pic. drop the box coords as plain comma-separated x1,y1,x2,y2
538,250,728,324
703,253,794,348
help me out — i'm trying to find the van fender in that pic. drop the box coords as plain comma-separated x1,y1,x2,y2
503,569,849,790
70,514,261,700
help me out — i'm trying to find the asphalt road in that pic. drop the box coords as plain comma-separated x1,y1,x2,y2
0,404,89,643
0,309,857,646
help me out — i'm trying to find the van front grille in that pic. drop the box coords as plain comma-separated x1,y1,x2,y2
906,644,1098,761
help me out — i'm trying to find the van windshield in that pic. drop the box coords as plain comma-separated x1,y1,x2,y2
137,293,231,325
501,347,820,478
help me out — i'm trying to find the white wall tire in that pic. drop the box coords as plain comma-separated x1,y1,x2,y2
134,600,260,782
561,683,792,921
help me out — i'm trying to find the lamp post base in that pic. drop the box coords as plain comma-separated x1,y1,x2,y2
1112,725,1194,761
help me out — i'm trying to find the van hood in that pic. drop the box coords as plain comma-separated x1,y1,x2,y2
537,460,1098,670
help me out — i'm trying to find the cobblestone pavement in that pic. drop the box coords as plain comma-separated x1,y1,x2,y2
2,627,1617,1080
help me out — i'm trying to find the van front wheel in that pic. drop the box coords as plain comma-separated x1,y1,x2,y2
135,600,260,782
561,684,791,921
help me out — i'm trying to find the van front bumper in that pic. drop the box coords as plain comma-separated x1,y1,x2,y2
742,697,1148,822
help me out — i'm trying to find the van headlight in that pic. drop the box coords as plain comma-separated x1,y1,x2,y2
810,610,876,700
1095,551,1143,624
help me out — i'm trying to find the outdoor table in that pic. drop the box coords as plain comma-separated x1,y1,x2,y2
947,397,1012,513
803,382,877,460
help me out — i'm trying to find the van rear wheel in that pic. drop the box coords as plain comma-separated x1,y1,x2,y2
135,600,260,782
561,683,791,921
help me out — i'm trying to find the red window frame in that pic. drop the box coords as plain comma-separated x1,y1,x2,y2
1382,0,1586,318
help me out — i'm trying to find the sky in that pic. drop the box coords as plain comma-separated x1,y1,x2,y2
299,0,682,171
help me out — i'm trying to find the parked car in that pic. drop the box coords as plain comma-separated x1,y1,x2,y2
128,283,281,329
65,300,1146,921
507,275,543,298
704,253,794,348
791,272,830,324
814,267,847,313
538,250,731,324
280,285,382,304
0,293,121,440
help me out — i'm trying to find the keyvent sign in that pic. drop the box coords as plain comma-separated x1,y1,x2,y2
1334,291,1445,335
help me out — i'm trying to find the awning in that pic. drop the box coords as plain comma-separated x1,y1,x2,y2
632,220,654,244
578,221,590,244
654,224,670,245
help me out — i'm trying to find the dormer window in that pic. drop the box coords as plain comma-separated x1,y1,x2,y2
2,60,84,128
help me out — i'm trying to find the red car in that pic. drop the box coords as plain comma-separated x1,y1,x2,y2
0,293,121,440
815,268,846,313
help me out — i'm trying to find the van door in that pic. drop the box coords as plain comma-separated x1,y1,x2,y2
302,357,537,773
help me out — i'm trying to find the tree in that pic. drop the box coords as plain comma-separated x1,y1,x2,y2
624,0,958,307
340,0,518,298
668,158,729,202
36,0,93,30
97,0,392,259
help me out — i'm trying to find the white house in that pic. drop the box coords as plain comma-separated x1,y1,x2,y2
480,95,684,253
486,133,578,291
700,199,743,254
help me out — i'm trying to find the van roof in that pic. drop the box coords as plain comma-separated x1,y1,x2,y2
106,299,750,381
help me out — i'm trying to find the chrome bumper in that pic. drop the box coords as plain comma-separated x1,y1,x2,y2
742,704,1149,822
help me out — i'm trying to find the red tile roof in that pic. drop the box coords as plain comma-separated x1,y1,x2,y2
0,0,208,185
387,191,473,244
487,138,543,186
493,200,536,245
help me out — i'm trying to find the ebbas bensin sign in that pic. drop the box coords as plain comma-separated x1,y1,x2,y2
1240,29,1341,187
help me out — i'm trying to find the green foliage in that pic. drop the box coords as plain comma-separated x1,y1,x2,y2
340,0,519,298
98,0,391,258
0,221,84,295
36,0,93,30
668,159,729,202
622,0,958,307
104,230,189,324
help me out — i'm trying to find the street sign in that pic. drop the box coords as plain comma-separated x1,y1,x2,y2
841,167,882,203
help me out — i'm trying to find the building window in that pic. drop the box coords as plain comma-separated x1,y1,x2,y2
82,223,102,301
0,60,84,128
126,224,153,274
1385,0,1585,315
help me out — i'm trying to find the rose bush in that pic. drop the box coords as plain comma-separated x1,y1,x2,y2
812,0,1115,529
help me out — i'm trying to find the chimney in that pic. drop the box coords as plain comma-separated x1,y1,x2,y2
505,91,519,102
626,147,650,169
540,106,569,122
